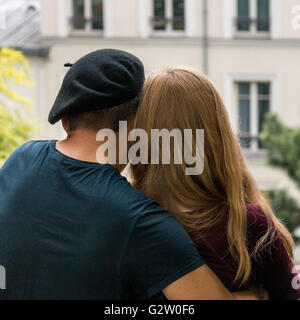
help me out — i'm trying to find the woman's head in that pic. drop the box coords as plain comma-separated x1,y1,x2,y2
130,66,294,286
132,66,240,204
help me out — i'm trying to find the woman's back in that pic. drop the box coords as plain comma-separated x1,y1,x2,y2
189,204,300,300
130,66,299,300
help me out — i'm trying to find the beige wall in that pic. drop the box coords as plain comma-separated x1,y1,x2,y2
208,0,222,38
209,44,300,128
40,0,57,37
187,0,203,38
281,0,300,39
111,0,139,37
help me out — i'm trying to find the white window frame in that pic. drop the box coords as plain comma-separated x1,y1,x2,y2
237,82,271,150
236,0,270,38
222,0,281,39
69,0,104,36
223,73,280,151
139,0,197,38
150,0,187,37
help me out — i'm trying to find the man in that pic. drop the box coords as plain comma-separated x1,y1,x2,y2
0,49,254,300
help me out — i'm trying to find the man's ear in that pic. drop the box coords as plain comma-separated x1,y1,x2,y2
61,116,70,133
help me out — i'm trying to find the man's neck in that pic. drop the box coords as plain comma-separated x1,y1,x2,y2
56,129,125,172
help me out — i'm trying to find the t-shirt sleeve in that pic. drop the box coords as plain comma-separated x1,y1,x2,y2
121,205,206,298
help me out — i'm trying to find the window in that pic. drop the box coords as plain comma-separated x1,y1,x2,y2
152,0,185,33
237,82,270,150
71,0,103,32
238,83,251,148
236,0,270,35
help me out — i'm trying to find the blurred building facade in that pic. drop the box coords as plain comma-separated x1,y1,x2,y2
0,0,49,119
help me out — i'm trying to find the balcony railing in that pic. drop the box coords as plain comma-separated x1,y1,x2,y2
235,16,270,34
69,16,103,32
238,133,264,150
151,16,185,32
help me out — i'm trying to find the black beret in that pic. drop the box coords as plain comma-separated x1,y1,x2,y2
48,49,145,124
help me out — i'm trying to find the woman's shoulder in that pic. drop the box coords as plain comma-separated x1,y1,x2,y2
245,204,277,242
246,204,271,229
245,204,283,254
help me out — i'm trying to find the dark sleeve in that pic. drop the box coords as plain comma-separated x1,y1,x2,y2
248,206,300,300
121,208,206,298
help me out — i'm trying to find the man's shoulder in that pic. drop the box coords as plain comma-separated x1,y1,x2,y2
1,140,50,169
20,139,50,151
103,173,169,221
9,140,50,157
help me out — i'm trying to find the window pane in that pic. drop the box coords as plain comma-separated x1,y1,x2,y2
258,82,270,95
239,82,250,95
154,0,166,30
258,83,270,148
92,0,103,30
73,0,85,30
239,100,251,133
257,0,270,31
237,0,250,31
258,99,269,132
173,0,185,31
238,83,251,148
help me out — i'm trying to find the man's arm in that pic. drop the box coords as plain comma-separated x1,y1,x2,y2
163,264,234,300
163,265,269,300
121,188,266,300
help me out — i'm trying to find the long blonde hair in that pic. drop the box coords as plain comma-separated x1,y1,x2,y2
130,66,294,286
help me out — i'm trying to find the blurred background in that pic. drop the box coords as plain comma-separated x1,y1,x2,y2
0,0,299,266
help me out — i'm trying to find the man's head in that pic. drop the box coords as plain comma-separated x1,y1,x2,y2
48,49,145,132
64,95,140,136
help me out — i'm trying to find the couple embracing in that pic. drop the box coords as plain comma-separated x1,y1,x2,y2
0,49,299,300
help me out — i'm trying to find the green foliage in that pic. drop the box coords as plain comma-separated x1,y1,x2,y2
0,48,35,167
0,47,34,105
261,113,300,186
266,190,300,243
0,108,35,166
262,114,300,242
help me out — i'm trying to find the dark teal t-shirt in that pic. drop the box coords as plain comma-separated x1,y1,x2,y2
0,140,205,299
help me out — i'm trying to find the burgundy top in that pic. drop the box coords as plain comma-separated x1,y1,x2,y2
189,204,300,300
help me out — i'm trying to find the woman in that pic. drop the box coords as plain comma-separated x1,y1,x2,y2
128,66,300,300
